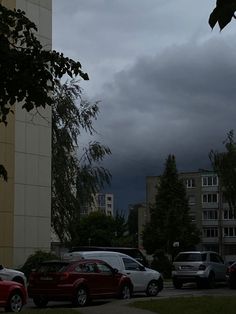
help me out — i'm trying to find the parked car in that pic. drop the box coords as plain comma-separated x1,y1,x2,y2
0,277,27,312
172,251,227,289
226,261,236,288
28,259,132,307
69,246,149,267
63,250,163,296
0,264,26,287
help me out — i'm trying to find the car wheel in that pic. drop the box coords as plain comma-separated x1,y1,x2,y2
173,279,182,289
146,280,159,297
157,277,164,292
207,272,215,289
73,286,89,307
228,280,236,289
33,296,48,308
5,291,23,312
119,284,131,299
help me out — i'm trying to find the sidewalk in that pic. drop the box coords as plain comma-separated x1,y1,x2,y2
78,282,173,314
78,299,155,314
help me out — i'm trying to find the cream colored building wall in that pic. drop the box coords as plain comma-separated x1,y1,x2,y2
0,0,52,268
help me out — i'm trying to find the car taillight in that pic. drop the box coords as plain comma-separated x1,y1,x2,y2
199,264,206,271
59,272,69,281
229,266,236,273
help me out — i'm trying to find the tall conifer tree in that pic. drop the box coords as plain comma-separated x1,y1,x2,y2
143,155,199,256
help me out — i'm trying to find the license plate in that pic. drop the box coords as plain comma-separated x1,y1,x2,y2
40,276,53,281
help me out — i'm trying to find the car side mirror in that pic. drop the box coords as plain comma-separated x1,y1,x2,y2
112,268,119,274
139,265,145,271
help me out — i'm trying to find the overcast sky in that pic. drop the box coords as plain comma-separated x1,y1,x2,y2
53,0,236,213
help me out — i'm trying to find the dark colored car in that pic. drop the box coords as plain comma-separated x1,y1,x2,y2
28,259,133,307
0,278,27,312
226,261,236,288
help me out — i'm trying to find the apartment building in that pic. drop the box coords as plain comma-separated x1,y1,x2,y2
91,193,114,216
146,171,236,262
0,0,52,267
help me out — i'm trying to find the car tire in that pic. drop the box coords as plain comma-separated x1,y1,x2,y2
157,277,164,292
73,286,89,307
119,284,132,299
146,280,159,297
33,296,48,308
5,291,23,312
173,279,182,289
207,272,215,289
228,280,236,289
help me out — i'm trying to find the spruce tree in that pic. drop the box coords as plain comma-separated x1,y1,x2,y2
143,155,199,257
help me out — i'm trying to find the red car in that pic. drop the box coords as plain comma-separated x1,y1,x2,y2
0,278,27,312
28,259,133,307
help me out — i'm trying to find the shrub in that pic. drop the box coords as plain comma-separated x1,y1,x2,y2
151,252,172,279
20,250,58,280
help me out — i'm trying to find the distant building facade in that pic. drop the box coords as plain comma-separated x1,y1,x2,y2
146,171,236,262
0,0,52,267
81,193,114,217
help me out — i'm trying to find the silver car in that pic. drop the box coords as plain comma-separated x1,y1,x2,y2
0,264,26,286
172,251,227,288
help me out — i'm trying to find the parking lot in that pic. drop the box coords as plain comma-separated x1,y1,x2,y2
20,283,236,314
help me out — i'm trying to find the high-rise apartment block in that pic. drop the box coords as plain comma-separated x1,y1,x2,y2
146,171,236,262
0,0,52,267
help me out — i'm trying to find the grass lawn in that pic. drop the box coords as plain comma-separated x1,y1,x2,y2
130,296,236,314
21,309,81,314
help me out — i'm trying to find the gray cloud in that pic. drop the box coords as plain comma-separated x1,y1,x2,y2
53,0,236,211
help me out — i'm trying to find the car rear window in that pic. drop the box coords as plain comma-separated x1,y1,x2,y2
175,253,207,262
37,262,69,273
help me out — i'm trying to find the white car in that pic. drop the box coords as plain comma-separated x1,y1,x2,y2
63,250,163,296
0,264,26,286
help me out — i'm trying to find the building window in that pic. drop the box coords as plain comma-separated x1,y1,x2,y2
224,227,236,237
186,178,196,188
202,175,218,187
203,227,218,238
202,193,218,203
107,196,112,201
190,214,196,222
188,195,196,205
223,209,235,220
203,210,218,220
107,204,112,208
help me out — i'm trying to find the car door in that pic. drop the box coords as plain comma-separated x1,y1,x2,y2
210,253,227,281
121,257,147,292
0,280,9,306
95,261,118,295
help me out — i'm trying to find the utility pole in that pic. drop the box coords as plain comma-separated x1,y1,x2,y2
218,177,224,258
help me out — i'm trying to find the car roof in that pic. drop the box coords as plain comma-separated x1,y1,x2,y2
40,259,112,265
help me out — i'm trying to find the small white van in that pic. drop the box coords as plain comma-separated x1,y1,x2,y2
63,251,163,296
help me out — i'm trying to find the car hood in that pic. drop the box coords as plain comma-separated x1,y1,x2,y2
145,267,161,275
3,268,25,276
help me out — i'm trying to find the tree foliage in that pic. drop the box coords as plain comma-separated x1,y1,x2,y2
70,211,128,247
52,80,111,244
142,155,200,257
127,205,139,247
209,130,236,212
0,3,88,180
209,0,236,30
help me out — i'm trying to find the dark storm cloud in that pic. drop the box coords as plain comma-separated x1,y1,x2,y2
53,0,236,211
93,37,236,209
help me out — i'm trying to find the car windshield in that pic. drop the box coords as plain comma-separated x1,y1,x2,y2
37,262,69,273
175,253,207,262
